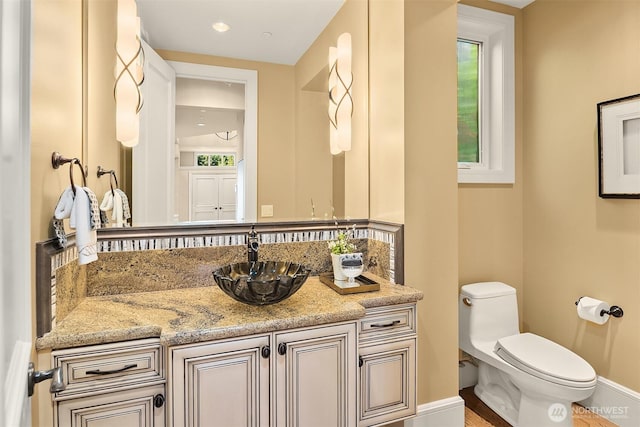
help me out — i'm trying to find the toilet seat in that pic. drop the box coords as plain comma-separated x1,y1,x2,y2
495,333,596,388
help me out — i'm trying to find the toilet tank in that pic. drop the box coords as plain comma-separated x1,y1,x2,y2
459,282,520,354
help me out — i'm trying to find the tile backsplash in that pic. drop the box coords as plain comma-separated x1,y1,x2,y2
39,221,402,336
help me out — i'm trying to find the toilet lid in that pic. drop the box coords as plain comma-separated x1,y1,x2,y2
495,333,596,387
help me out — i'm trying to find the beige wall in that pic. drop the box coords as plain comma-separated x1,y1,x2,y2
369,0,405,224
31,0,84,423
457,0,525,320
31,0,83,244
85,0,118,196
523,0,640,392
404,0,460,404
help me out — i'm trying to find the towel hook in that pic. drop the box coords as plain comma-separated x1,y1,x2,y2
97,166,118,197
51,152,75,169
110,170,119,189
68,159,87,197
53,153,86,197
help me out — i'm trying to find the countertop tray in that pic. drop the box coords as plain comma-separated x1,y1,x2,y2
319,273,380,295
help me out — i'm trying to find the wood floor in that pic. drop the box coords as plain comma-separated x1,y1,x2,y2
460,387,619,427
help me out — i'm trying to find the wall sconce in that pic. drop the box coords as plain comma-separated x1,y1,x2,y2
328,32,353,155
115,0,144,147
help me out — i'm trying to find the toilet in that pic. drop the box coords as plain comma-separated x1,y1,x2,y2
459,282,597,427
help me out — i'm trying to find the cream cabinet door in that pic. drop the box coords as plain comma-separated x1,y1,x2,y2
56,385,165,427
358,338,416,427
274,323,357,427
170,335,271,427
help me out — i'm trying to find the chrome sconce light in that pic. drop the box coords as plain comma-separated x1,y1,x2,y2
115,0,144,147
328,32,353,155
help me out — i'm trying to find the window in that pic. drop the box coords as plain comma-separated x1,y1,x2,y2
195,153,236,167
457,39,481,163
457,5,515,184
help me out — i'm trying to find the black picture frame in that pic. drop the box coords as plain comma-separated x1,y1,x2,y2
597,93,640,199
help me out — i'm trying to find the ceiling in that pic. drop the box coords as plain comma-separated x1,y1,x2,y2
136,0,345,66
489,0,535,8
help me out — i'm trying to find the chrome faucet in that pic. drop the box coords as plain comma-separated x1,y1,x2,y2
247,225,259,264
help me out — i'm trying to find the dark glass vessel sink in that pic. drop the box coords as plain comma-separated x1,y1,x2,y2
213,261,310,306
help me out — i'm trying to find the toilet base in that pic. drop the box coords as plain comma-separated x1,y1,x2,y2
475,362,520,425
475,362,574,427
518,395,572,427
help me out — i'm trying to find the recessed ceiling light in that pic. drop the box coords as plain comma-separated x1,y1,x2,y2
196,122,206,127
212,22,230,33
262,31,272,38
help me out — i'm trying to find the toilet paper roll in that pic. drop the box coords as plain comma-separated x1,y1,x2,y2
576,296,610,325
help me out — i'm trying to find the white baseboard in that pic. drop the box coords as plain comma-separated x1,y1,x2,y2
404,396,465,427
579,376,640,427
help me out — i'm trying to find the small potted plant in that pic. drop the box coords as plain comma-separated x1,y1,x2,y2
328,223,362,282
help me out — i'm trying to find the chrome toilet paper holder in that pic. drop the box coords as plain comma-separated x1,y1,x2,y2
574,297,624,318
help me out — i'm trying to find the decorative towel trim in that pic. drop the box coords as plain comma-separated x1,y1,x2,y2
83,187,101,230
114,189,131,223
52,218,67,248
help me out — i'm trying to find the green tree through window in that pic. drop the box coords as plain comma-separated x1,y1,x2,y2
457,40,480,163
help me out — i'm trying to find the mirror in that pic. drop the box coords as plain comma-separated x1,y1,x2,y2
85,0,369,226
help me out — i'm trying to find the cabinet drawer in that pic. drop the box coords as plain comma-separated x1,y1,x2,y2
359,304,416,343
52,338,163,400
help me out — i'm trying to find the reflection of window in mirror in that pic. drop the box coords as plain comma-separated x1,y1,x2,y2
191,153,236,168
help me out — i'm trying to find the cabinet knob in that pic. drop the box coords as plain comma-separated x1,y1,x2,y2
359,356,363,368
277,343,287,356
154,394,165,408
261,345,271,358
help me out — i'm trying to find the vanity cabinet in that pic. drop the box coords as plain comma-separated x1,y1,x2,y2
357,304,417,427
169,322,357,427
274,323,357,427
51,339,166,427
169,334,271,426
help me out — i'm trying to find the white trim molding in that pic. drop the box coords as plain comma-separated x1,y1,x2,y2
404,396,465,427
579,376,640,427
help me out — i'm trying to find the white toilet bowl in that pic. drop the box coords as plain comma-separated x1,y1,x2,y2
459,282,596,427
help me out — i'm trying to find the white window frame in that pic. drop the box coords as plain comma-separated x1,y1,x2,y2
457,4,515,184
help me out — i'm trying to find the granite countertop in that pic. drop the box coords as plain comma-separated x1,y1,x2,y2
36,275,423,351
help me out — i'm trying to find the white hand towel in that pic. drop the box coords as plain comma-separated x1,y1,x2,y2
70,187,98,265
100,190,124,227
54,187,75,220
53,187,75,248
55,186,98,265
99,191,113,211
